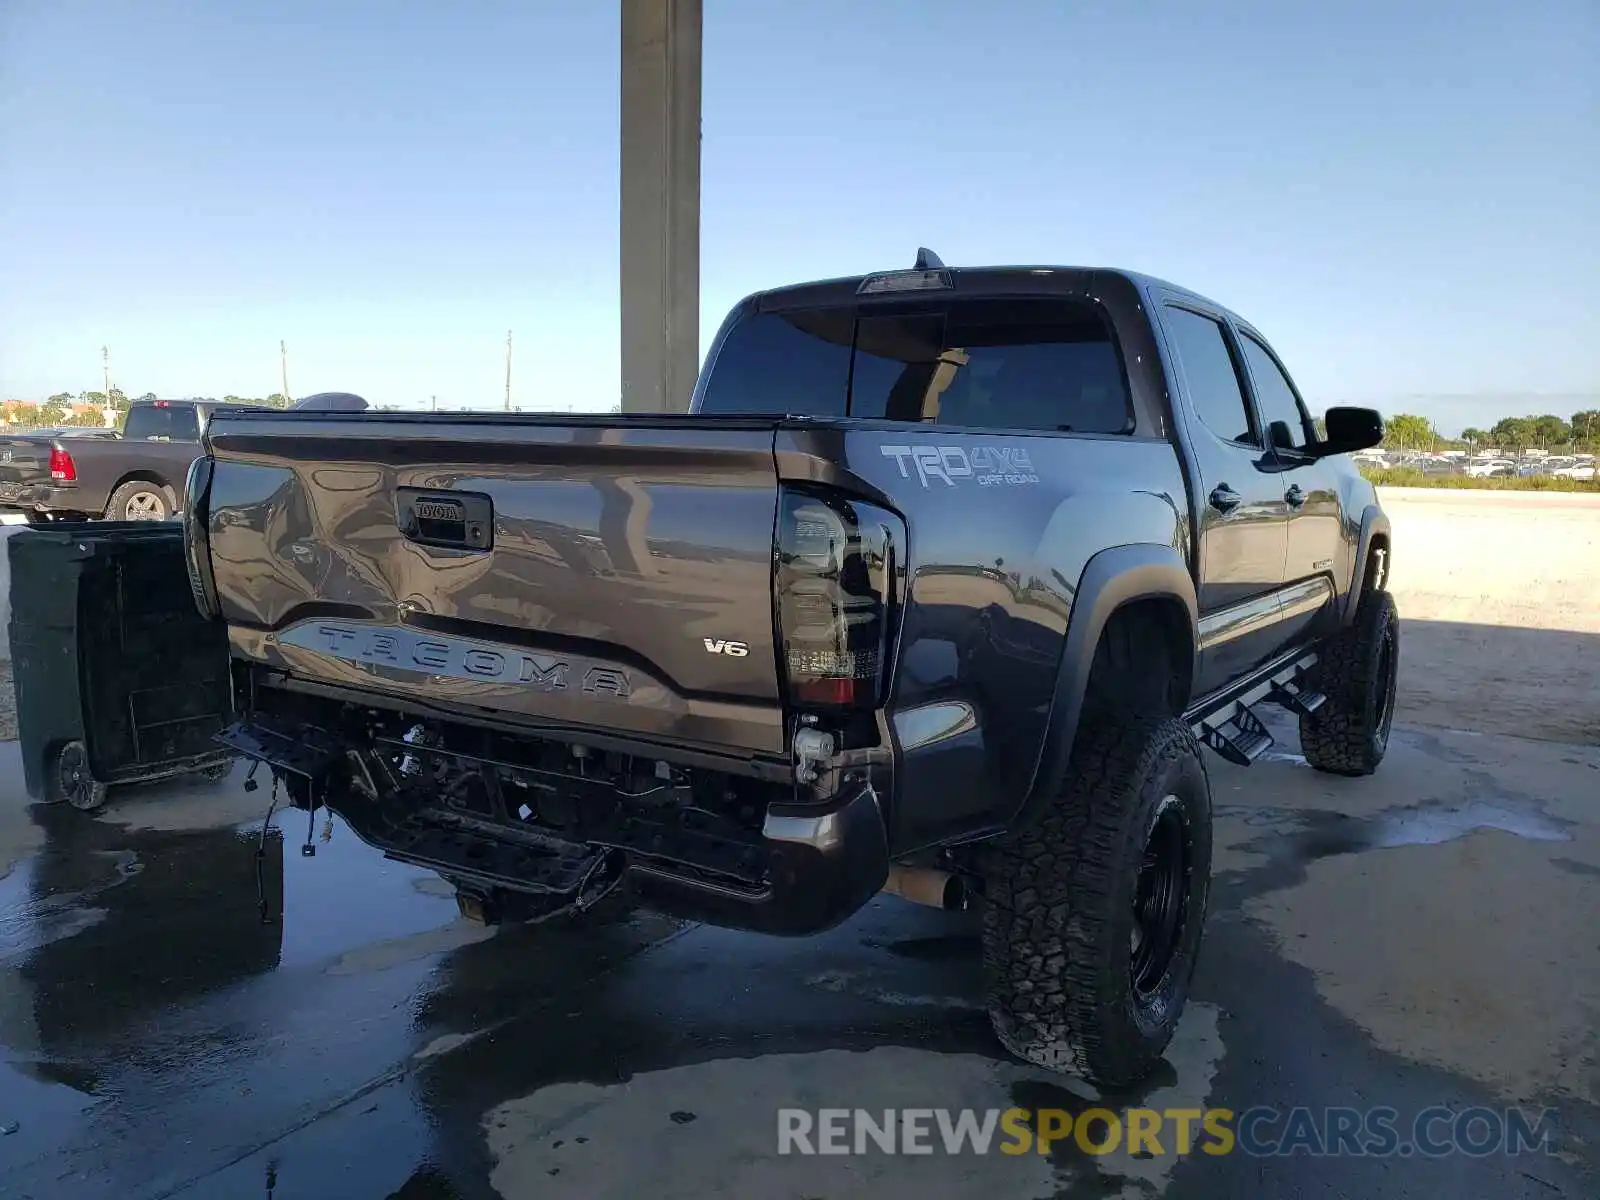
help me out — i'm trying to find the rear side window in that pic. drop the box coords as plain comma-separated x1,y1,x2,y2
698,299,1131,433
1161,308,1257,446
123,405,198,440
697,311,855,417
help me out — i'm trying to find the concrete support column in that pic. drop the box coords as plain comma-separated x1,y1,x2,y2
620,0,702,414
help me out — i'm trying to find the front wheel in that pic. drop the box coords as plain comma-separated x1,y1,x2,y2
980,713,1212,1088
1299,589,1399,776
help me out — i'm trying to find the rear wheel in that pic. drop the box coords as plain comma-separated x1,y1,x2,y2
1299,589,1399,776
53,741,108,812
980,713,1212,1087
106,481,170,521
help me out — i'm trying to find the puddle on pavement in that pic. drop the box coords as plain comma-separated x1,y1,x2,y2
477,1004,1225,1200
269,810,465,972
805,967,978,1010
1290,800,1571,863
0,1057,100,1151
0,798,471,1068
864,932,981,962
1257,750,1309,766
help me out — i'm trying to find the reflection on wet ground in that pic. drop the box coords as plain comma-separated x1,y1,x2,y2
1215,797,1573,864
0,723,1596,1199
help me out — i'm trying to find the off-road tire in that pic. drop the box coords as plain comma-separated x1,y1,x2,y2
1299,589,1399,776
980,713,1212,1088
106,480,171,522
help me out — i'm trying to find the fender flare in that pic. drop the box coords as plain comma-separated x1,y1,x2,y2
1017,543,1198,822
1343,504,1391,624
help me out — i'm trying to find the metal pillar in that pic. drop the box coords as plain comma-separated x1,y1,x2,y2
620,0,702,413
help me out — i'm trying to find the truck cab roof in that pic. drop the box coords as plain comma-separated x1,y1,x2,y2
747,262,1240,327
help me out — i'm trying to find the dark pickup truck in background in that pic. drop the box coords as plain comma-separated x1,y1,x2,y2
184,252,1395,1086
0,399,251,522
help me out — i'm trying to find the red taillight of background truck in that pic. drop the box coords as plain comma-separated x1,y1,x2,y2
49,447,77,482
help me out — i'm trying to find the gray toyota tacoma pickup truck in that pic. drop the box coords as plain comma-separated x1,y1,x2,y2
185,251,1396,1086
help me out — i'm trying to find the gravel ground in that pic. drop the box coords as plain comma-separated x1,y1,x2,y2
0,660,14,743
1377,486,1600,745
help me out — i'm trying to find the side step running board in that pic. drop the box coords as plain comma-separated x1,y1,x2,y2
1266,677,1326,717
1199,702,1274,766
1187,648,1323,768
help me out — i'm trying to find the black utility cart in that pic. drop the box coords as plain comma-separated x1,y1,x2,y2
8,522,235,811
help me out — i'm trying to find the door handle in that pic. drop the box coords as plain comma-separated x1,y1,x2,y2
1285,484,1306,509
396,487,495,552
1209,485,1242,514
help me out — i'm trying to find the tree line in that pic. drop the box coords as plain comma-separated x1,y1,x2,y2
8,389,292,429
1380,410,1600,454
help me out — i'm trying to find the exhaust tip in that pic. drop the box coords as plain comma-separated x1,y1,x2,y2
882,865,967,911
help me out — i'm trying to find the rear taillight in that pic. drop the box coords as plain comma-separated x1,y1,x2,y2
775,487,901,710
48,447,76,482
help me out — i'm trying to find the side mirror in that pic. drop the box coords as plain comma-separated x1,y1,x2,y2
1312,406,1384,457
1267,420,1298,452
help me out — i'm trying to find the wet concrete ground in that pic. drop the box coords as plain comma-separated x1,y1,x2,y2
2,714,1597,1199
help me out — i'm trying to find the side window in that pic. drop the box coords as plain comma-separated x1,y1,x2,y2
1161,307,1256,446
697,311,854,416
1238,334,1312,452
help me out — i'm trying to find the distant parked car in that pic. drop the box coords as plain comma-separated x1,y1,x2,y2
1550,463,1598,480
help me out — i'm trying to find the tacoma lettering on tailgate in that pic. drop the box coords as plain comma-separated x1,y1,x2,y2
279,623,632,697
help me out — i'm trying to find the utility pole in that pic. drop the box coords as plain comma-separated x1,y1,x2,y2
504,330,513,411
620,0,701,412
280,339,291,405
101,345,113,428
431,394,438,412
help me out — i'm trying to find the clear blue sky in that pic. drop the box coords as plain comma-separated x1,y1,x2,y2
1,0,1594,433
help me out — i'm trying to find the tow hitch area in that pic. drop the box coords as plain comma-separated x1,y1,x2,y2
216,717,345,784
216,695,784,923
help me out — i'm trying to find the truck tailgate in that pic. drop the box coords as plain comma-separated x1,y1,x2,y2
202,414,786,755
0,437,55,494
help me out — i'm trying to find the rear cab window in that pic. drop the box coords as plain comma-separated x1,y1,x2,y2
698,298,1132,434
124,404,200,440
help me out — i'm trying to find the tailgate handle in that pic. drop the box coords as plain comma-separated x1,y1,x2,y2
396,488,494,552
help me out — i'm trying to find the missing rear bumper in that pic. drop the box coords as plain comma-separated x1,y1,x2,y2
219,703,891,937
